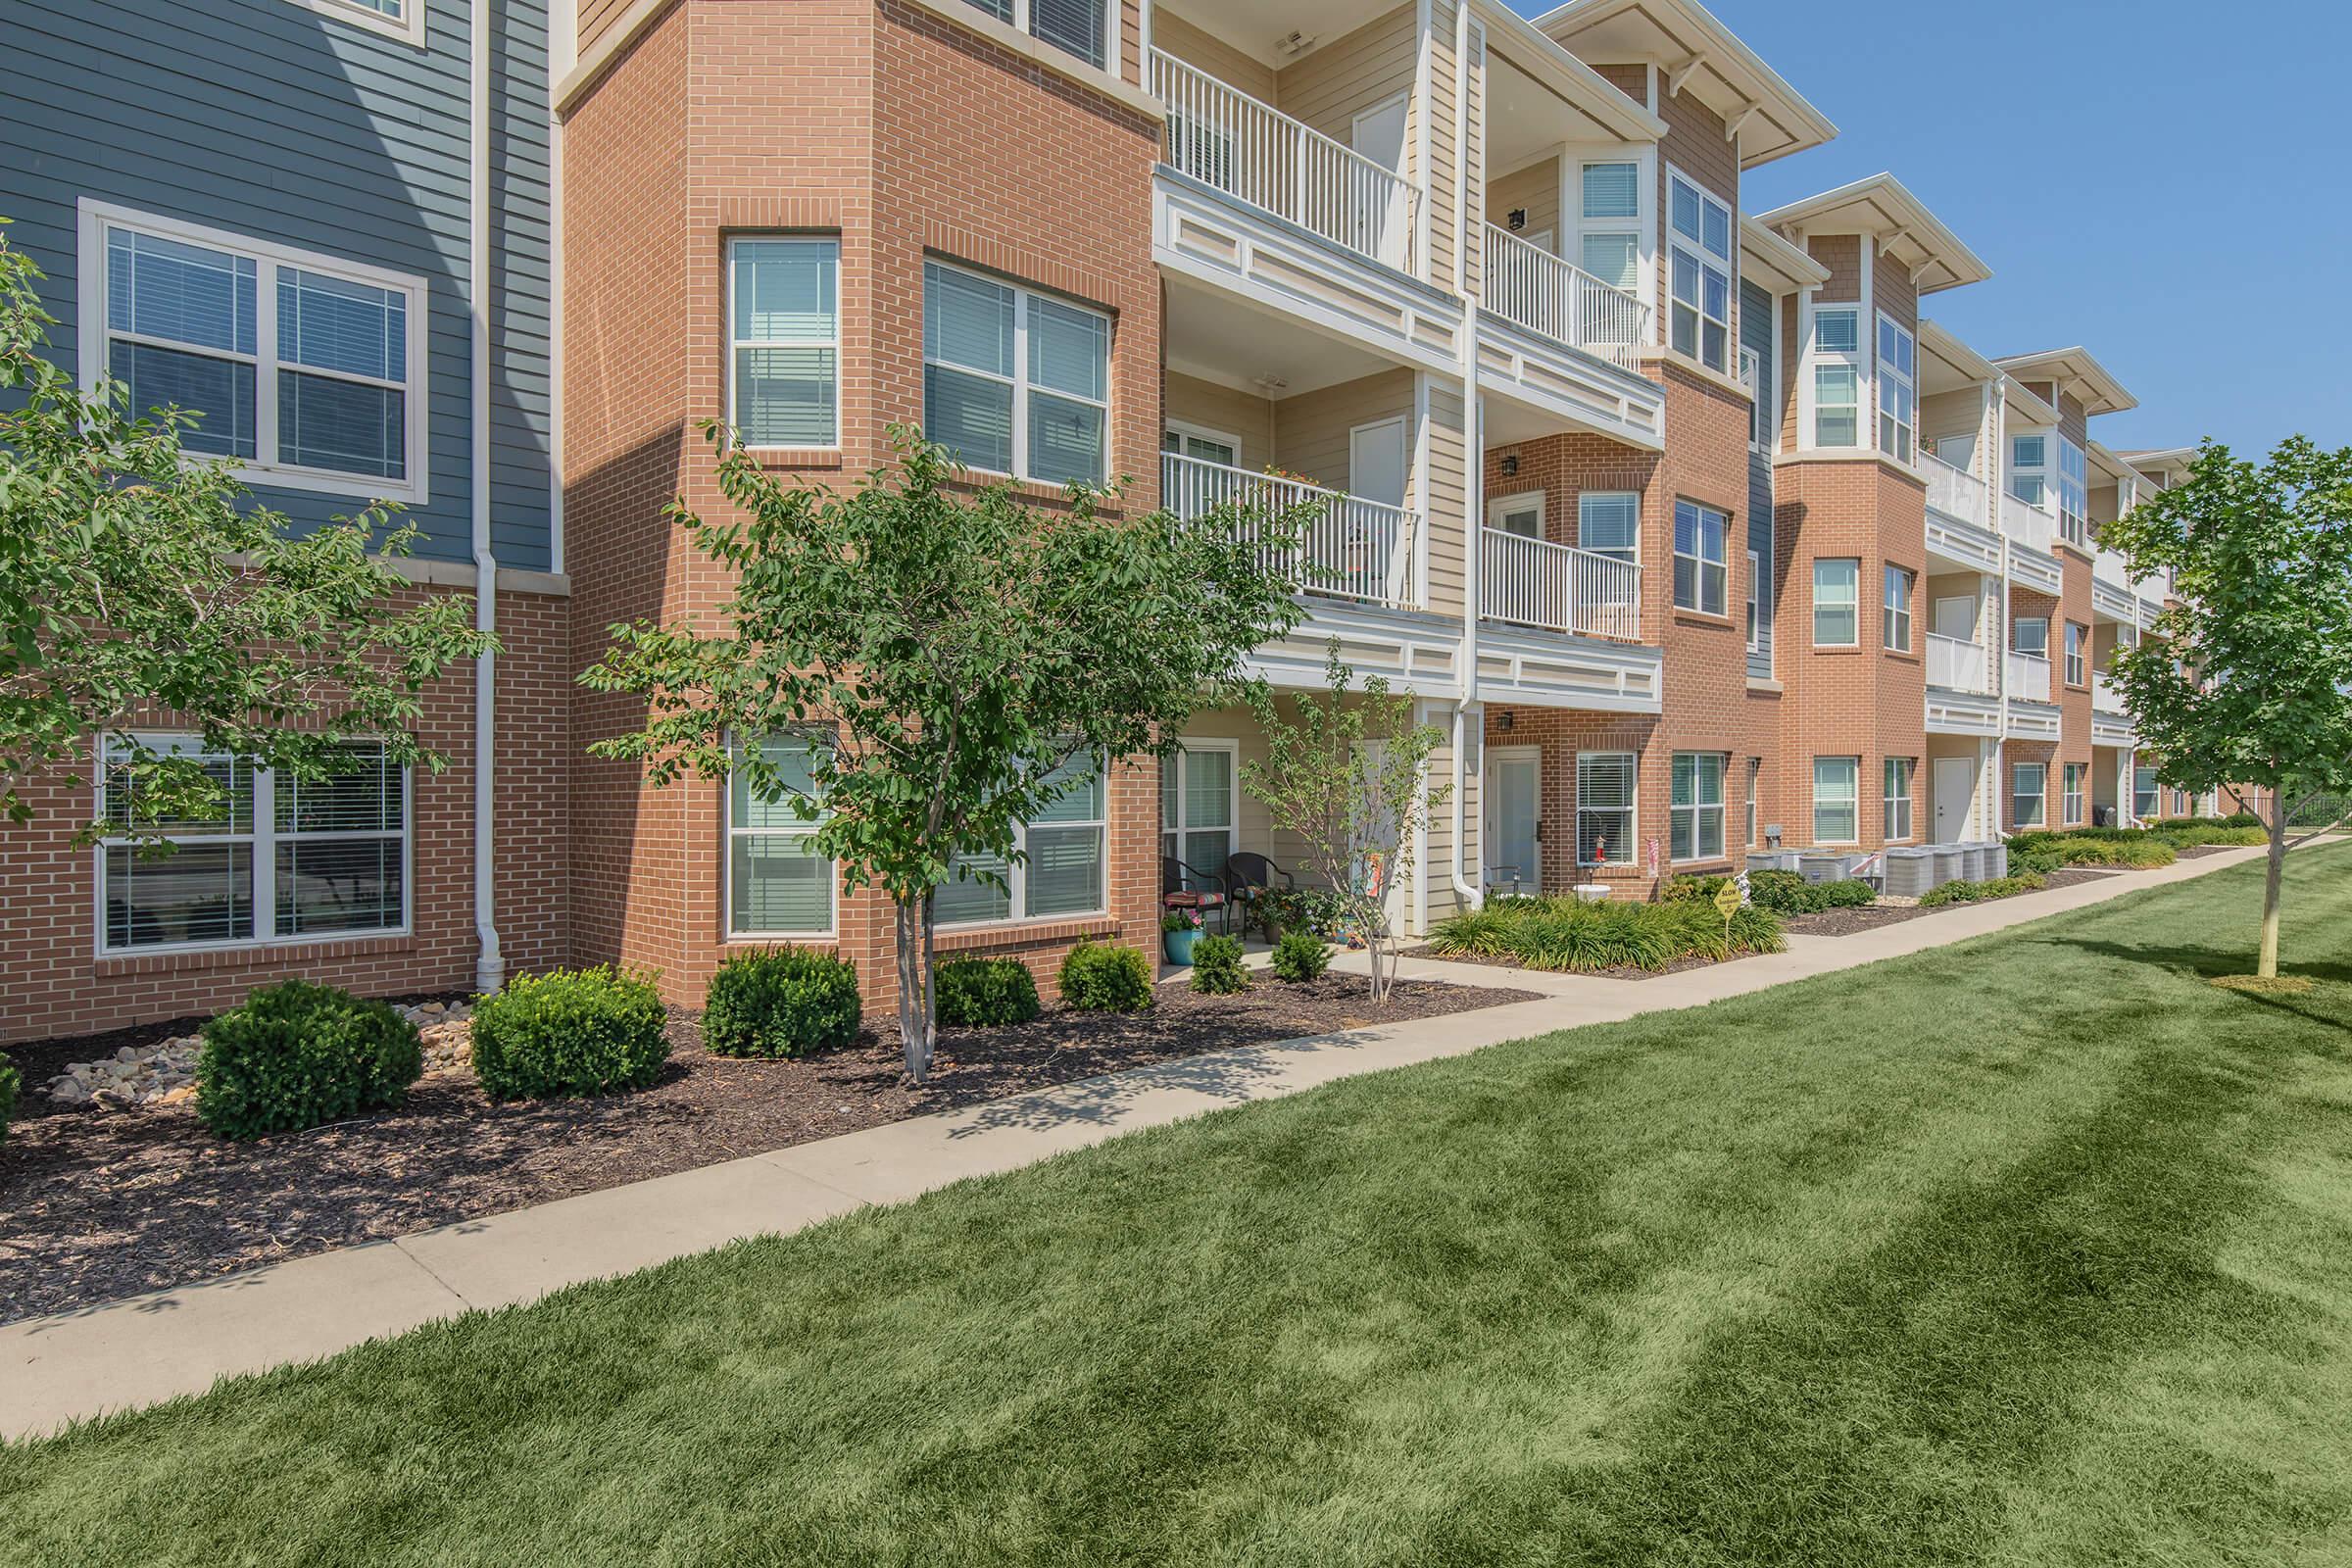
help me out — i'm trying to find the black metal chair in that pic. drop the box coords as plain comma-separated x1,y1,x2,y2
1161,855,1232,934
1221,852,1294,938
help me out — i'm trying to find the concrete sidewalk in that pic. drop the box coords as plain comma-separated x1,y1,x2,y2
0,844,2298,1440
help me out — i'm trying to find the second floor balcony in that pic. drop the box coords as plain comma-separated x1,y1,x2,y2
1478,526,1642,642
2007,648,2052,704
2000,489,2055,557
1479,225,1646,372
1923,452,1989,528
1928,632,1990,694
2093,670,2126,714
1161,451,1418,611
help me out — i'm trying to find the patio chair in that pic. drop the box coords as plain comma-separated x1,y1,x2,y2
1161,855,1232,935
1220,852,1294,938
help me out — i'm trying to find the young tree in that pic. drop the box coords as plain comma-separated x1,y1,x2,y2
0,228,493,837
583,426,1311,1081
2104,436,2352,981
1241,648,1448,1004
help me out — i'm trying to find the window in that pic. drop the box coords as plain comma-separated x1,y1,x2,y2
2063,762,2085,826
1673,499,1728,615
1163,424,1239,466
940,751,1106,924
729,238,839,449
1746,548,1768,653
1742,345,1770,452
1883,565,1914,653
1745,758,1761,849
2057,436,2088,547
1666,172,1733,371
728,738,836,937
1885,758,1914,842
2013,615,2049,659
1579,492,1640,563
2013,762,2047,828
2010,433,2047,506
923,261,1108,485
961,0,1109,70
2064,622,2087,686
1813,558,1859,646
2133,756,2159,820
1576,752,1636,866
85,204,425,499
1876,314,1915,464
295,0,424,46
98,737,406,953
1813,757,1858,844
1578,161,1642,294
1808,308,1862,449
1160,744,1235,887
1670,753,1727,862
1490,492,1544,538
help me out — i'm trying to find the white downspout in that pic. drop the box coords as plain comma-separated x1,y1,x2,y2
469,0,505,994
1447,0,1482,915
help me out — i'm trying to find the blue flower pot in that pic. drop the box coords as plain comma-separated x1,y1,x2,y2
1163,927,1201,966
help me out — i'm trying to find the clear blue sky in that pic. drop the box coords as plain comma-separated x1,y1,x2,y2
1512,0,2352,455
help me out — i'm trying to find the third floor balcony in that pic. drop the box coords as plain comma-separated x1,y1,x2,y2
1479,225,1646,373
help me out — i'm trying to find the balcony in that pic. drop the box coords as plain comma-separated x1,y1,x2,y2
2092,671,2126,714
1478,527,1641,642
2000,490,2055,556
1480,226,1645,372
1473,224,1665,450
1162,452,1417,609
1927,633,1990,694
2007,649,2052,704
1923,453,1988,527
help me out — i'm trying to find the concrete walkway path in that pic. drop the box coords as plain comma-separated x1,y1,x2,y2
0,844,2304,1441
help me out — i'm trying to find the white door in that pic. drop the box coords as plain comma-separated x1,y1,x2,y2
1489,492,1544,539
1934,756,1976,844
1486,749,1542,898
1934,433,1977,470
1350,94,1410,269
1933,596,1978,641
1349,417,1408,508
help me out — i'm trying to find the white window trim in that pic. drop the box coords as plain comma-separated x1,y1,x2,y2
1488,490,1545,534
1875,311,1915,467
923,257,1111,487
1672,498,1729,616
1164,419,1243,465
2014,762,2048,829
1813,557,1861,648
1745,757,1761,850
1567,150,1654,331
942,751,1111,928
2009,428,2051,506
93,733,412,958
2056,434,2089,548
1576,750,1639,868
1741,343,1772,454
1883,564,1914,654
1578,490,1642,563
1669,751,1729,865
963,0,1120,75
1160,737,1240,879
2013,614,2050,659
1798,298,1865,453
290,0,426,48
1812,756,1860,847
1663,163,1735,373
77,199,429,504
723,737,837,941
2063,761,2085,826
727,235,841,454
1885,757,1915,843
2064,621,2087,687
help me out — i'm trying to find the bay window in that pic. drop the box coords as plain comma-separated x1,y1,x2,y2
1876,314,1915,464
1813,757,1858,844
1673,499,1728,615
1578,161,1642,294
1667,172,1733,372
923,261,1109,486
1809,307,1861,448
1813,558,1859,646
729,238,839,449
2057,436,2089,547
2010,433,2047,506
728,738,836,938
1577,751,1636,867
1670,753,1727,862
940,751,1106,924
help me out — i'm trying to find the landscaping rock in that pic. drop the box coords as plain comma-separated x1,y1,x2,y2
40,997,479,1111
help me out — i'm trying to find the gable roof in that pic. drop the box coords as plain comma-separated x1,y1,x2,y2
1755,172,1993,294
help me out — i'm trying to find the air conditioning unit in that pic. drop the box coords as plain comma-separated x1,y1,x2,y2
1883,848,1936,899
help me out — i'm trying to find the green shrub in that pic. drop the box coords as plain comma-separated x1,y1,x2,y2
1428,896,1784,974
935,956,1041,1029
1253,886,1347,941
1667,869,1872,916
1919,872,2048,907
470,966,670,1102
1189,933,1250,995
2157,824,2268,849
1058,940,1154,1012
0,1054,18,1147
1270,927,1332,984
703,946,861,1058
195,979,423,1142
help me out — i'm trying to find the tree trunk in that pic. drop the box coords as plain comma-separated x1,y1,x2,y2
895,900,933,1083
2259,803,2287,980
920,894,938,1058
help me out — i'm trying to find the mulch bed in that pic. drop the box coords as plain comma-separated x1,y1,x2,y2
1781,866,2115,936
1401,946,1771,983
0,975,1529,1326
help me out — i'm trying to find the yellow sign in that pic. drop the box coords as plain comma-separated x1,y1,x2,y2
1713,880,1743,920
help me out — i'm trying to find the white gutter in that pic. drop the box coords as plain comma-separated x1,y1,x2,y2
469,0,505,993
1447,0,1482,915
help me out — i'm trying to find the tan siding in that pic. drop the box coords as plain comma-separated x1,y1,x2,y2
1268,369,1415,491
1163,372,1275,468
1488,156,1560,252
1920,389,1980,449
1422,3,1458,291
1274,6,1418,144
1424,382,1468,617
1152,11,1275,99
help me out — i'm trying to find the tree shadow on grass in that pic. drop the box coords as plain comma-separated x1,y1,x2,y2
2038,937,2352,1043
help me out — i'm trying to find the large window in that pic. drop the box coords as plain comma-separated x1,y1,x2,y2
1667,172,1733,372
1578,161,1642,294
1160,744,1235,888
940,751,1106,924
728,738,836,938
2014,615,2049,659
86,204,425,499
1813,757,1858,845
923,261,1108,486
2010,433,2047,506
2057,436,2089,547
2013,762,2047,828
2063,761,2085,826
1813,558,1859,646
1670,753,1727,862
1876,314,1915,464
1883,565,1914,653
1577,752,1636,867
2064,621,2087,686
2133,756,2159,820
1809,307,1861,449
1579,492,1640,563
1885,758,1914,842
728,238,838,449
961,0,1109,70
1673,500,1728,615
98,737,407,954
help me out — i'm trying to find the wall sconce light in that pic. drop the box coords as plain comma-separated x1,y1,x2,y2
1500,453,1520,476
1507,209,1527,231
1497,710,1514,731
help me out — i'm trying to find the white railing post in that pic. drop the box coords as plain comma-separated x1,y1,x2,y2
1475,526,1642,641
1161,452,1419,611
1478,222,1646,369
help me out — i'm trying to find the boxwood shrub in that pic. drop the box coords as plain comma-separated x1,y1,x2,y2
1270,927,1332,983
1189,933,1250,995
935,956,1041,1028
1058,939,1154,1012
195,979,423,1142
1430,896,1783,974
705,946,861,1058
1664,869,1873,916
470,966,670,1101
1919,872,2047,906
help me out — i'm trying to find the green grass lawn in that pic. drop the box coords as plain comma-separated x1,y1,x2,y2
11,850,2352,1566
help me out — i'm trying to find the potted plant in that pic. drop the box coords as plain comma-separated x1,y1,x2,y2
1161,906,1204,966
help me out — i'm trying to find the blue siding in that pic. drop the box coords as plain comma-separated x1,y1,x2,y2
1740,278,1775,680
0,0,552,571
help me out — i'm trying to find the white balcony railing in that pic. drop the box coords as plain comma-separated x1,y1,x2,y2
2008,649,2052,703
1927,633,1990,694
1150,50,1421,273
2092,671,2126,714
2000,490,2055,556
1479,526,1642,641
1480,224,1647,370
1161,452,1417,609
1923,453,1988,526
